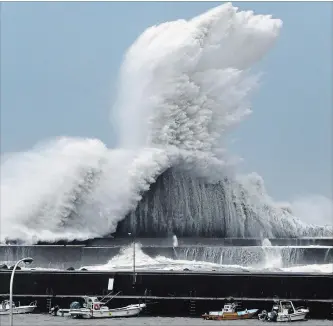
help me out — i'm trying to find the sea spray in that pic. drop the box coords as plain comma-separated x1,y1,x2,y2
173,235,179,259
173,235,179,248
1,3,332,243
80,244,333,273
261,238,283,269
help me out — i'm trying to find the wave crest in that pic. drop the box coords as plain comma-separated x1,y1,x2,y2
1,3,331,244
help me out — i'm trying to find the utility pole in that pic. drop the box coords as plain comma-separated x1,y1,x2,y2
128,232,136,287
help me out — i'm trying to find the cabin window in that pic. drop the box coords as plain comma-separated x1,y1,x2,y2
281,302,294,314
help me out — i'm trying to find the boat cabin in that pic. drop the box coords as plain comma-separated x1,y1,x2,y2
276,301,295,315
223,303,236,313
1,300,15,310
82,296,106,310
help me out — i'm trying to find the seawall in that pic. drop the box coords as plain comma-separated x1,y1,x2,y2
1,243,332,269
0,270,332,318
24,236,333,247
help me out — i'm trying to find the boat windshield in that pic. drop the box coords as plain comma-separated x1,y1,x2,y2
2,301,15,308
223,304,235,312
280,301,294,314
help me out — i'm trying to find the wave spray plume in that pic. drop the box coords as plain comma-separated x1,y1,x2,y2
1,3,332,244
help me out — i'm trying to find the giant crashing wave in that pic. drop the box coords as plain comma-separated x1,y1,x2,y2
1,3,332,244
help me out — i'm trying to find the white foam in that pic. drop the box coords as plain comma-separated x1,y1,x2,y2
81,244,332,274
281,263,333,274
0,3,331,243
81,244,250,272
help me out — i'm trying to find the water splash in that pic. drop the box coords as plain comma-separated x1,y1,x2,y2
81,243,333,274
1,3,332,244
261,238,283,269
173,235,179,248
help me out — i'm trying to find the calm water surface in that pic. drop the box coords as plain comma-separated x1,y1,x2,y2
0,315,332,326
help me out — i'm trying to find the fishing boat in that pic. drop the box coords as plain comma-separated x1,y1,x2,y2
50,249,145,319
258,300,309,322
0,300,37,315
51,295,146,319
202,302,259,320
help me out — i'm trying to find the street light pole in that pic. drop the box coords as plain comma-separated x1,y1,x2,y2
128,233,136,286
9,257,33,326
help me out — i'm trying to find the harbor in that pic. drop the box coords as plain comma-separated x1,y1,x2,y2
1,236,333,321
0,267,332,319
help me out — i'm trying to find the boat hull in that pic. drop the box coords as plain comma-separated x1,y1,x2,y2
203,309,258,320
69,304,145,319
276,311,308,322
0,306,36,315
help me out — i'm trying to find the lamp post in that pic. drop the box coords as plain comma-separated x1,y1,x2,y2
9,257,33,326
128,233,136,286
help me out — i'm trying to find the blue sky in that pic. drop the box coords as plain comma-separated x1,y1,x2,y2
1,1,332,201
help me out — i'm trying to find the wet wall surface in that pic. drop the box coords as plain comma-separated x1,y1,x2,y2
1,244,332,269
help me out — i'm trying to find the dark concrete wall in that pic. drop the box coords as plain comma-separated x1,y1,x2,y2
0,270,332,299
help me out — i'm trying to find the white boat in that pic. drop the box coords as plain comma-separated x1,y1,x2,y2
51,295,146,319
202,302,259,320
258,300,309,322
0,300,37,315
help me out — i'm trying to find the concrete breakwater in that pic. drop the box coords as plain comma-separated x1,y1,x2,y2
1,244,332,269
28,237,333,247
0,270,332,319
